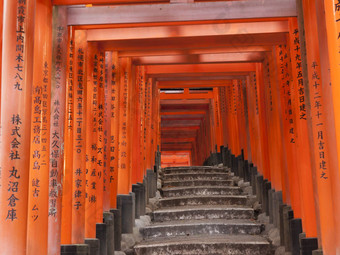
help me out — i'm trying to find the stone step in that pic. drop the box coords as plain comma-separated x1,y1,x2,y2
162,179,234,188
161,185,241,197
134,234,272,255
162,173,231,181
163,167,230,175
152,205,254,222
141,219,263,239
159,195,248,207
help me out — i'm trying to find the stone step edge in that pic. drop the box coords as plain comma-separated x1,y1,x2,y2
159,195,248,201
161,185,240,191
153,206,254,213
134,235,270,248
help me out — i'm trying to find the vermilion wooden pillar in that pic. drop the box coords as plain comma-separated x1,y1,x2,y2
302,1,338,253
26,0,53,253
49,6,68,254
139,69,147,177
111,51,120,207
262,52,285,195
0,0,34,253
131,66,143,184
96,50,106,221
61,26,75,245
213,87,223,152
256,63,271,180
72,29,87,244
236,80,248,159
208,99,216,153
145,78,153,171
85,42,98,238
0,0,2,117
151,80,159,165
139,66,146,181
288,18,317,238
241,80,251,161
323,1,340,249
231,80,240,155
219,87,228,148
275,43,301,215
117,57,132,194
105,51,120,208
103,51,110,212
224,84,233,151
246,74,262,172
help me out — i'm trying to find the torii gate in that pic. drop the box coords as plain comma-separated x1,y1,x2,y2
1,0,340,254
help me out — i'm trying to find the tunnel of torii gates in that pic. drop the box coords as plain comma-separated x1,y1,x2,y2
2,0,340,254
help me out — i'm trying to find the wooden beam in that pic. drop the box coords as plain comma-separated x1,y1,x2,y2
54,0,168,5
148,72,250,78
132,52,265,65
161,127,200,131
99,33,287,51
87,21,288,41
146,63,256,74
160,111,206,115
67,0,297,25
160,99,210,105
158,80,232,88
119,46,272,57
160,92,214,100
156,75,246,82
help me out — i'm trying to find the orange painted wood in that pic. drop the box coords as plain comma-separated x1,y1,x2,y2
26,0,53,253
96,50,106,221
262,52,285,194
255,63,271,180
146,63,256,74
323,1,340,248
213,88,223,151
107,51,120,208
0,0,2,119
86,21,288,42
246,74,261,173
119,46,272,58
237,80,248,159
145,78,154,170
275,44,301,214
131,66,144,184
117,57,132,194
230,80,241,155
71,29,87,244
61,26,75,245
151,80,159,166
218,87,228,148
102,50,110,212
53,0,168,5
49,6,68,254
302,1,338,253
140,74,147,178
288,18,317,238
0,0,35,253
85,42,98,238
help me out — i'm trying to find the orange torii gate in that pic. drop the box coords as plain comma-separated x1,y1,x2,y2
1,1,340,255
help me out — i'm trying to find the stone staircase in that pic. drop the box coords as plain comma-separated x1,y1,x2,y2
134,166,272,255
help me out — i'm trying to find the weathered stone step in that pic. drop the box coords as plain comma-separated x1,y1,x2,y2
162,173,231,181
162,179,234,188
163,167,230,174
141,219,263,239
152,205,254,222
134,234,272,255
159,195,248,207
162,185,241,197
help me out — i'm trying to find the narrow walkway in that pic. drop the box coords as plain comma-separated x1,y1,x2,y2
134,166,272,254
